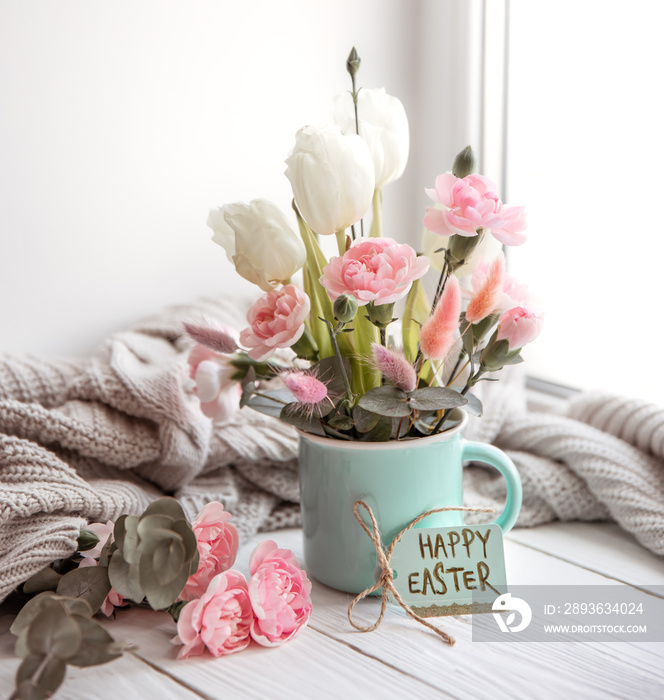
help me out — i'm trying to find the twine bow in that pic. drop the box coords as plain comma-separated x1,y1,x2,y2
347,499,495,646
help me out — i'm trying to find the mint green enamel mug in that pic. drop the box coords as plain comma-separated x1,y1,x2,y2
298,411,522,594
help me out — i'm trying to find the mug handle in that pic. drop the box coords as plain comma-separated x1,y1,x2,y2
461,440,523,534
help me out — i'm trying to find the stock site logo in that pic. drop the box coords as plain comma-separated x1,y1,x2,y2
492,593,532,633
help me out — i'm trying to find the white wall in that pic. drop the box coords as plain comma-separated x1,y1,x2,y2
2,0,484,357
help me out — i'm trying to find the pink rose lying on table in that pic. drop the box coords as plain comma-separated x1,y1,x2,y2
177,570,253,658
248,540,313,647
180,501,239,601
319,237,429,306
239,284,310,361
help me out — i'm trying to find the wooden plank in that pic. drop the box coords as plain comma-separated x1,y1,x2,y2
507,523,664,592
101,607,453,700
256,529,664,700
0,613,204,700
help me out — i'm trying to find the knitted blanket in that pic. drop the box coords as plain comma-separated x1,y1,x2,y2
1,295,663,602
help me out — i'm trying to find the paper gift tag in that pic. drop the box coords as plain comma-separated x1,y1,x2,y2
390,523,507,617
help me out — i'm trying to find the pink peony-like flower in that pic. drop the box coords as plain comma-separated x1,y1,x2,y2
497,305,543,350
371,344,417,392
78,558,126,617
424,173,527,246
180,502,239,602
239,284,310,361
188,323,242,422
176,570,252,659
319,237,429,307
419,275,462,361
248,540,312,647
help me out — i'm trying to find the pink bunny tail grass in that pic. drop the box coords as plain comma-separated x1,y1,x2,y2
466,255,505,324
183,322,238,354
281,370,333,419
370,343,417,393
420,275,462,361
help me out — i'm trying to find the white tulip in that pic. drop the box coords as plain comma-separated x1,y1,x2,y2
207,199,306,292
333,87,409,189
284,124,375,236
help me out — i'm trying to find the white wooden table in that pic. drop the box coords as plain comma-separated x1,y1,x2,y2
2,522,663,699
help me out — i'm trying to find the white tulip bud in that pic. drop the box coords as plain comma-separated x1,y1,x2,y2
284,124,375,236
207,199,306,292
333,88,409,189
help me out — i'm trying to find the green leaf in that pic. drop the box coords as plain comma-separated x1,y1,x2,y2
23,567,62,595
10,593,59,638
358,386,412,417
67,616,122,668
327,414,355,431
352,405,381,433
408,387,468,411
240,380,256,408
16,653,67,700
56,566,112,615
152,539,186,586
108,551,143,603
26,603,82,660
279,404,326,436
142,497,187,522
464,393,483,417
358,415,393,442
140,559,189,610
311,354,352,405
171,519,199,574
402,278,430,364
246,388,295,419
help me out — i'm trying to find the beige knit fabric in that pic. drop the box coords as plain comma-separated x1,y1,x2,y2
1,296,663,602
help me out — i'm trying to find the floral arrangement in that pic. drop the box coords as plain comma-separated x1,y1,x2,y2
7,499,311,699
188,48,542,440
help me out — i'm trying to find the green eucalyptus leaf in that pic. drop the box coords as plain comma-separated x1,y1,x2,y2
408,387,468,411
56,565,111,614
16,653,67,700
171,519,200,569
67,616,122,668
327,414,355,431
352,405,381,433
247,388,296,419
142,497,187,522
358,386,412,417
152,539,186,586
311,354,352,402
140,558,189,611
358,415,393,442
23,567,62,595
108,551,143,603
10,593,59,638
26,603,82,659
464,393,483,417
279,404,326,436
239,380,256,408
117,515,140,566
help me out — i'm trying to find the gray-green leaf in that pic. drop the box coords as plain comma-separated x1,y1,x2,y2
408,387,468,411
358,386,412,417
56,565,111,615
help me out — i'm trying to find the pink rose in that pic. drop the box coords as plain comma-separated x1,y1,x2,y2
176,570,252,659
424,173,527,246
78,558,126,617
180,502,239,602
239,284,310,361
187,324,242,422
497,305,543,350
319,237,429,307
248,540,312,647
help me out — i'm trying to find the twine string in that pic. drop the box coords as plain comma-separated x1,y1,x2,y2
347,499,495,646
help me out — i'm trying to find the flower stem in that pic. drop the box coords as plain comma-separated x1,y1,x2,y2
335,229,347,256
322,318,354,404
253,391,289,405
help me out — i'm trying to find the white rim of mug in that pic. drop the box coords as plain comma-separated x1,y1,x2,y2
296,408,469,450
